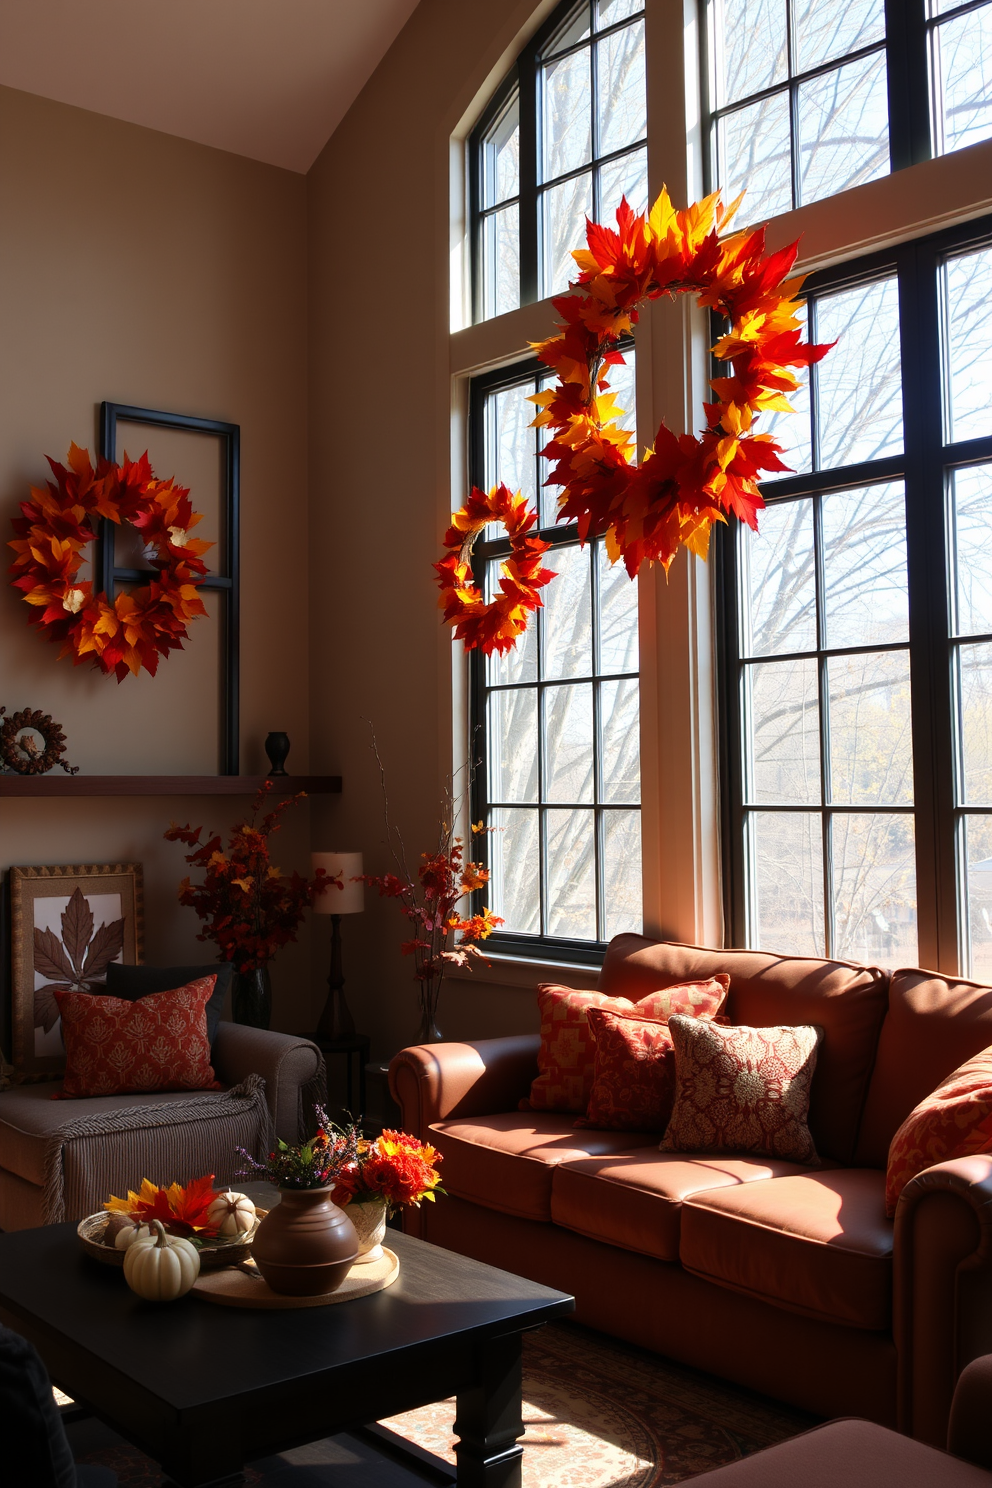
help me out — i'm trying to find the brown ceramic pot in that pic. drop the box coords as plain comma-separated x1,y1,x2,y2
251,1187,358,1296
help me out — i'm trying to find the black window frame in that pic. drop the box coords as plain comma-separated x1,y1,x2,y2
717,211,992,973
469,0,648,324
697,0,986,208
468,354,641,967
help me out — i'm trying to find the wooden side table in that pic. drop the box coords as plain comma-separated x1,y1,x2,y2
309,1033,371,1117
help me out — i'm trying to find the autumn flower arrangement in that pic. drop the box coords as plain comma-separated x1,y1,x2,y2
435,188,832,654
164,783,336,973
236,1104,360,1191
332,1125,444,1215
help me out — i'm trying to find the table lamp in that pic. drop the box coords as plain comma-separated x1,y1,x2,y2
312,851,364,1040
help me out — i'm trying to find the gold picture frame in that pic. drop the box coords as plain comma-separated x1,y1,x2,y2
10,864,144,1081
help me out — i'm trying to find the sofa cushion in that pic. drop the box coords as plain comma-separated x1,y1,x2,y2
0,1081,230,1187
680,1168,892,1330
55,978,221,1099
105,959,232,1046
428,1113,658,1222
577,1007,679,1132
856,968,992,1167
600,935,889,1162
885,1044,992,1215
551,1149,823,1262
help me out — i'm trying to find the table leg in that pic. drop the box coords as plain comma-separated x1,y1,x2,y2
452,1332,524,1488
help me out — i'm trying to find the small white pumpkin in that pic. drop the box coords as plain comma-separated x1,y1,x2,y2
114,1219,156,1251
123,1220,200,1301
205,1190,256,1238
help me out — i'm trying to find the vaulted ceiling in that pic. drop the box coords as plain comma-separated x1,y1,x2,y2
0,0,421,172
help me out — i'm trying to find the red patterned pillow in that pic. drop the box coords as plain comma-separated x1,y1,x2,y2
885,1045,992,1217
577,1008,678,1131
54,976,222,1099
524,976,729,1114
661,1016,823,1163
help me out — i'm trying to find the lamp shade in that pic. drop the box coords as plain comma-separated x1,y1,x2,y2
312,852,365,915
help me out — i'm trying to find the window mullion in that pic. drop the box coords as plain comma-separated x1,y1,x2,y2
885,0,932,170
519,43,539,306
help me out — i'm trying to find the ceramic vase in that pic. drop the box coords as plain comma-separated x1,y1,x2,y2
348,1197,388,1262
251,1187,358,1296
233,967,272,1029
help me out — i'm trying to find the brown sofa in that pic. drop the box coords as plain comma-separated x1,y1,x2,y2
389,933,992,1446
0,1022,324,1230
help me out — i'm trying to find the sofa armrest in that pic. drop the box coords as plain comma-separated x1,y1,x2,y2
894,1154,992,1446
948,1352,992,1468
388,1036,541,1140
212,1022,324,1144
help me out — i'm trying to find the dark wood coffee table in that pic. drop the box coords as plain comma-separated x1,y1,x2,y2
0,1224,573,1488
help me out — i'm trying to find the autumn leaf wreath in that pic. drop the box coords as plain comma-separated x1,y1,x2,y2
435,188,832,656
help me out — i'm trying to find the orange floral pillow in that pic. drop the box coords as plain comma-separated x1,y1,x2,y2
524,976,730,1114
661,1016,823,1163
885,1046,992,1217
576,1007,678,1131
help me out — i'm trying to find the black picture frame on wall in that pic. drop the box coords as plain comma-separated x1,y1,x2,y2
98,402,241,775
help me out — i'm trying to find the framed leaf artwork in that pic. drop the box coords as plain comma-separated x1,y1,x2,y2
9,864,144,1081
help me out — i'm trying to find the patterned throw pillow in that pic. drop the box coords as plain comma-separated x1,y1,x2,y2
577,1007,679,1131
53,976,222,1099
885,1045,992,1217
525,977,730,1114
661,1016,823,1163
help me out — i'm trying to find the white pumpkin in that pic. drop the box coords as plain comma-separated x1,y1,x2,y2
123,1220,200,1301
114,1219,156,1251
205,1190,256,1238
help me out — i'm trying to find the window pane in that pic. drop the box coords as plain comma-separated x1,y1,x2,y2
601,677,640,803
597,20,646,156
603,810,643,938
821,482,909,648
964,815,992,982
741,500,817,657
750,811,825,955
712,0,788,108
489,688,539,802
599,145,649,220
482,94,520,207
758,301,812,476
482,205,520,319
546,683,595,801
832,812,918,964
797,51,889,206
717,92,793,224
486,561,538,686
544,545,593,680
547,809,597,937
545,3,592,55
598,541,639,674
541,171,594,296
747,658,821,804
596,0,643,26
933,5,992,155
815,278,903,468
959,641,992,804
486,381,538,509
490,807,540,934
943,245,992,444
827,650,914,805
794,0,886,74
543,48,592,181
950,465,992,638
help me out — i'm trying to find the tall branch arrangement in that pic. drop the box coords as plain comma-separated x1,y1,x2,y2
165,783,333,972
435,187,832,653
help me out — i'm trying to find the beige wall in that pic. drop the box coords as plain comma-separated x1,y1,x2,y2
0,86,318,1034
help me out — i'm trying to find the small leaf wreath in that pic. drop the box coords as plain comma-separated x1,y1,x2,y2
7,442,211,681
0,706,78,776
435,188,832,654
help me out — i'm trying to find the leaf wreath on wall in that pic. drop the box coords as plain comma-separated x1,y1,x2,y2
33,888,125,1033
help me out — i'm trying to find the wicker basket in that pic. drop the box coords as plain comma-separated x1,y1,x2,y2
76,1210,265,1270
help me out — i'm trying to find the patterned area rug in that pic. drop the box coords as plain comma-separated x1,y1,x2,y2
69,1321,817,1486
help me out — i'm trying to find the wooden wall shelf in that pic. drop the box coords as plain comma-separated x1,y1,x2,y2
0,775,341,799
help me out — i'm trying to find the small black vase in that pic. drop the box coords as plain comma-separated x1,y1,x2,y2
265,732,291,777
233,967,272,1029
